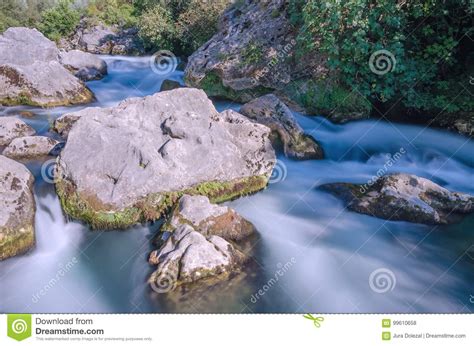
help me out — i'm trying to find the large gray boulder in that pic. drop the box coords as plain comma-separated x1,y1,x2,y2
321,173,474,224
59,50,107,81
0,155,35,260
149,194,255,290
0,116,36,146
0,28,93,107
240,94,323,159
2,136,60,160
184,0,327,102
55,88,275,229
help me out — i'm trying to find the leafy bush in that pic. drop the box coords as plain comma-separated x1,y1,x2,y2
39,0,81,41
291,0,473,115
86,0,136,28
138,0,230,56
175,0,230,54
137,4,175,51
0,0,23,32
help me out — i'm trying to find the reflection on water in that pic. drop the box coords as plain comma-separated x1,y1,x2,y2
0,56,473,313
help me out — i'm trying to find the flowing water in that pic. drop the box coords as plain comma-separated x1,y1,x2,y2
1,56,473,313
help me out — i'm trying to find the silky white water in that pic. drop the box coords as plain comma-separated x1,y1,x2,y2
1,56,473,313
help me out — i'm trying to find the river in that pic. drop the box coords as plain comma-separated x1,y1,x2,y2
1,56,473,313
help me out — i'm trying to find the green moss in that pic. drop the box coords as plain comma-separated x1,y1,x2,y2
239,42,264,67
0,225,35,260
0,88,94,108
190,71,273,102
56,175,269,230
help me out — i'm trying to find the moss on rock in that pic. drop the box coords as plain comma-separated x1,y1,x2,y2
56,175,269,230
0,225,35,260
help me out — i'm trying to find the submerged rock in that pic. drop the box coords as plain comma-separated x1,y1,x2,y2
55,88,275,229
0,116,36,146
321,173,474,224
0,28,94,107
3,136,60,159
149,194,255,290
240,94,323,159
160,79,182,92
59,50,107,81
0,155,35,260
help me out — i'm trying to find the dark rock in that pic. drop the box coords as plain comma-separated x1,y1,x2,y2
321,173,474,224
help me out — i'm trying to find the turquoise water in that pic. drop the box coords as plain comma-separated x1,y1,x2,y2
1,56,473,313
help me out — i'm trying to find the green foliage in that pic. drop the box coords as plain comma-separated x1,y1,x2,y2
39,0,81,41
240,42,264,66
1,0,54,32
138,0,230,56
291,0,473,115
286,79,372,116
86,0,136,27
0,0,22,32
137,4,175,50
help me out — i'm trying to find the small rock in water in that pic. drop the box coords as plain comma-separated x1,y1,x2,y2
240,94,324,160
3,136,60,160
160,79,182,92
149,194,256,290
321,173,474,224
59,49,108,81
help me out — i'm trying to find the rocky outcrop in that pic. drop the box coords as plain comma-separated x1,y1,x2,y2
59,50,107,81
55,88,275,229
321,173,474,224
240,94,323,159
0,28,94,107
184,0,327,102
149,194,255,290
0,117,36,146
58,19,145,56
2,136,61,159
0,155,35,260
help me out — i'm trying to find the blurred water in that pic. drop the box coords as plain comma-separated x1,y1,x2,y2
0,56,473,313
